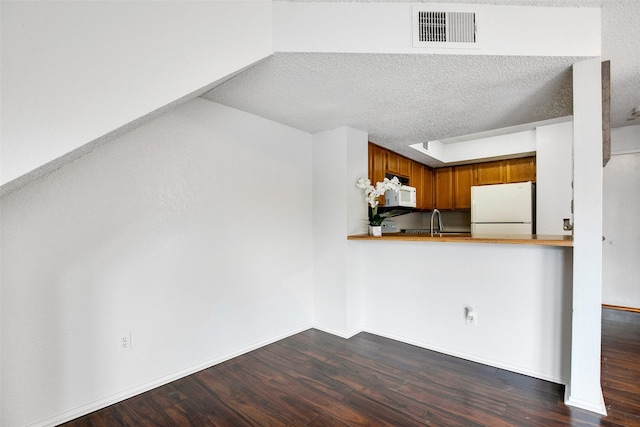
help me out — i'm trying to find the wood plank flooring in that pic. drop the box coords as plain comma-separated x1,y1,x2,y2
61,308,640,426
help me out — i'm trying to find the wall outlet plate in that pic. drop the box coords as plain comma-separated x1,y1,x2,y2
120,332,132,351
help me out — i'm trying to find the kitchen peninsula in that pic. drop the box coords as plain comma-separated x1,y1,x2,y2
348,232,572,246
347,231,573,389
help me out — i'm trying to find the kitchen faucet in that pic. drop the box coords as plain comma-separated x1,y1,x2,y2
430,209,444,235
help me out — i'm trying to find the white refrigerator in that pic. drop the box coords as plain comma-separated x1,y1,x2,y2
471,182,534,234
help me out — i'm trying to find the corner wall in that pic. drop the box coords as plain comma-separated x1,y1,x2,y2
312,127,368,337
0,99,314,426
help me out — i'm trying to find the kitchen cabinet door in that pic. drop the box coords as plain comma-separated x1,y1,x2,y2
506,157,536,183
386,152,412,179
386,151,400,175
398,156,412,177
422,167,434,210
410,162,425,209
476,160,505,185
454,164,476,209
369,143,387,186
435,167,454,210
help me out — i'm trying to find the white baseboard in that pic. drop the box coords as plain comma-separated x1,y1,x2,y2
311,326,569,386
611,147,640,156
31,323,579,426
30,324,313,427
311,325,363,339
565,392,608,416
360,327,569,386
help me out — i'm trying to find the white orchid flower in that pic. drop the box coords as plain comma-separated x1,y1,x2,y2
382,176,402,190
357,176,404,224
356,178,371,189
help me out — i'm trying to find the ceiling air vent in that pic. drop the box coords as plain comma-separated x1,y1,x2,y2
413,8,478,48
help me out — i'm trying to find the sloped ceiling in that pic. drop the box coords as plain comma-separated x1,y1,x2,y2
202,0,640,167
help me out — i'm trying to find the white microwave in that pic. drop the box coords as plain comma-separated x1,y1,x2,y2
385,186,417,207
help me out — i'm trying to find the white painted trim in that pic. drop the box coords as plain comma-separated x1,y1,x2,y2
28,324,313,427
611,148,640,156
362,327,569,386
565,393,608,416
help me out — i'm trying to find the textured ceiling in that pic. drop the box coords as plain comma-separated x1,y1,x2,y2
203,54,576,166
202,0,640,167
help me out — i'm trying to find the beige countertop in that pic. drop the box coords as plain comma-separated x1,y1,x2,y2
347,232,573,247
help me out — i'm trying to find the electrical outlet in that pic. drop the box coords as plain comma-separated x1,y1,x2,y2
120,332,132,351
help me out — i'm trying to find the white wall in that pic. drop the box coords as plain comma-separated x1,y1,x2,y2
1,1,273,186
536,120,573,235
0,99,314,427
274,2,600,56
603,125,640,309
358,241,573,384
312,127,368,337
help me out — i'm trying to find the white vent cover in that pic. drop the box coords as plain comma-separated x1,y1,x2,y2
413,8,478,48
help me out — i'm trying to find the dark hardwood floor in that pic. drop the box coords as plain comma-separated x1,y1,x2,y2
61,308,640,426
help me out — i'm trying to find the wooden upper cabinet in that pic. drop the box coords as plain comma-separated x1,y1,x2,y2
435,167,454,210
398,156,412,177
410,161,435,210
422,167,434,210
475,157,536,186
453,164,476,209
476,160,505,185
368,143,387,186
386,151,400,175
386,152,411,179
410,162,425,208
368,144,535,212
506,157,536,183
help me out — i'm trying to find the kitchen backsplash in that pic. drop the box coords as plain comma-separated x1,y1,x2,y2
427,210,472,231
383,210,471,233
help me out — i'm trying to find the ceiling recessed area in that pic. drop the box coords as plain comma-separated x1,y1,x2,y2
409,116,572,165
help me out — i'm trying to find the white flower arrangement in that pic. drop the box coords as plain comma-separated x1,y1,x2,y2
356,176,402,226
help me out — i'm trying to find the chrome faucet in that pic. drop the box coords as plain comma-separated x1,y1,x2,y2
430,209,444,235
